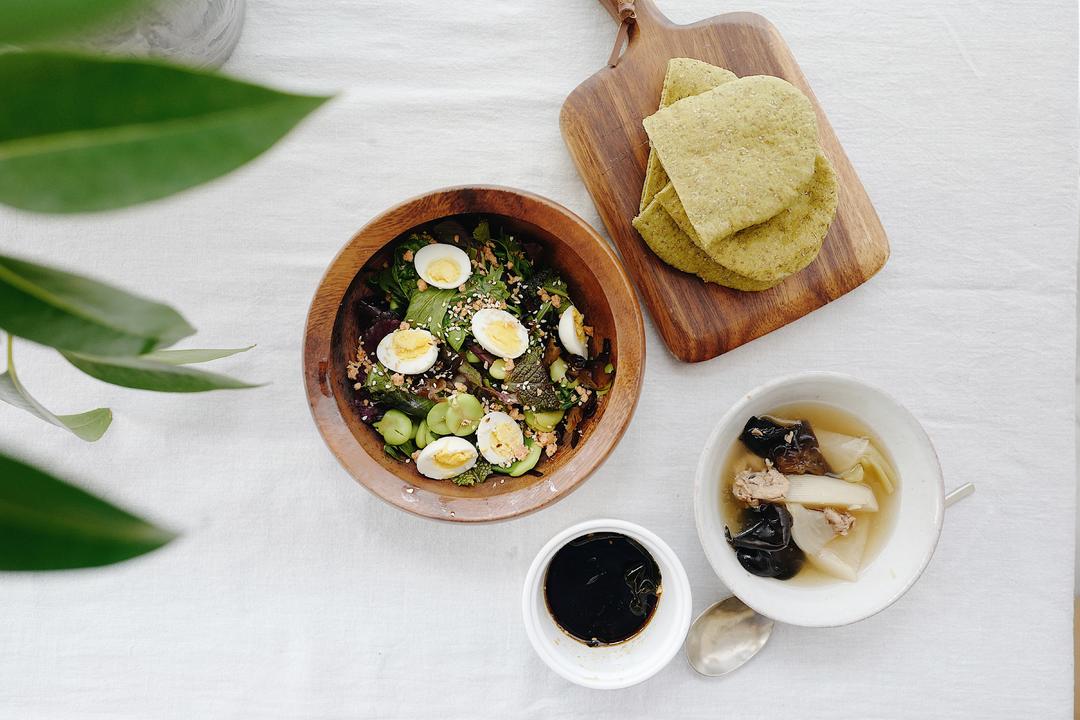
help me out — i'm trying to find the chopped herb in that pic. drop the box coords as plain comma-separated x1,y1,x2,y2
452,459,494,487
489,226,533,280
472,219,491,245
506,344,561,411
384,443,413,461
364,363,436,418
368,232,431,309
357,300,400,354
460,265,509,303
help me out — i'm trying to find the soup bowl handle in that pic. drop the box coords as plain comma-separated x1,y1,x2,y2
944,483,975,509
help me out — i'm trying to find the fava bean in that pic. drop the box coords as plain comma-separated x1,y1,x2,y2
525,409,564,433
426,402,451,435
446,393,484,436
375,409,413,446
549,358,568,383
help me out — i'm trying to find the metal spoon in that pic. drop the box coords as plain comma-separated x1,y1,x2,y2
685,483,975,677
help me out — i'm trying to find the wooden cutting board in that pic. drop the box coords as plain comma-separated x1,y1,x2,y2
561,0,889,362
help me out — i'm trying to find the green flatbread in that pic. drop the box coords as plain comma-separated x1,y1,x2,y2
639,59,737,212
657,153,838,283
634,58,770,290
632,198,772,291
657,184,695,239
643,75,819,244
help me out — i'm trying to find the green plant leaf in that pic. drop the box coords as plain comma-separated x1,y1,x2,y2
62,351,260,392
0,450,175,570
0,52,331,213
140,345,254,365
0,335,111,441
0,252,195,355
0,0,149,44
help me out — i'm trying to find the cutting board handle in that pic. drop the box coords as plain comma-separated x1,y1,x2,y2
597,0,666,26
598,0,668,65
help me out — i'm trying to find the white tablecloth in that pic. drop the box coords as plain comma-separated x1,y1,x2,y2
1,1,1076,717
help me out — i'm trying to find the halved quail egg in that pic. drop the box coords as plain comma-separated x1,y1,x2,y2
558,305,588,358
471,308,529,359
415,436,478,480
376,327,439,375
476,411,527,467
413,243,472,289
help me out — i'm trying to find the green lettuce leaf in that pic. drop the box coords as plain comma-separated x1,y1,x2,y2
404,289,455,337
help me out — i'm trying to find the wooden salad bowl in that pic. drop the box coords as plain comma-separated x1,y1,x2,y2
303,186,646,522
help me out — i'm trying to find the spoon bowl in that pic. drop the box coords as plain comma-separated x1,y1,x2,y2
685,596,773,677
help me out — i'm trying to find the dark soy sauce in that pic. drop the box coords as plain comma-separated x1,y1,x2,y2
543,532,662,647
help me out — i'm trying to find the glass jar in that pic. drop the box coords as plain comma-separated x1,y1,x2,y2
76,0,246,69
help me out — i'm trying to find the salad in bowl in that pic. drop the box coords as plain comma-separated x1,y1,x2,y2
346,217,615,486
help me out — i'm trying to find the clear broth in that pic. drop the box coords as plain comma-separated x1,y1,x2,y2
721,402,901,585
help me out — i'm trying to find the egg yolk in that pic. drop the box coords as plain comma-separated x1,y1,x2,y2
491,423,524,456
433,448,472,468
571,309,586,343
486,319,521,354
391,329,432,360
426,258,460,285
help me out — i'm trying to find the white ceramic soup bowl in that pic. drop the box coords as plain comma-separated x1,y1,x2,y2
694,372,944,627
522,519,693,689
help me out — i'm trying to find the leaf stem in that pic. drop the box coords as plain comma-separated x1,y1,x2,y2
5,333,18,383
0,333,112,441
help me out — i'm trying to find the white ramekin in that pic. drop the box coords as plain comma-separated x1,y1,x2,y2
694,371,945,627
521,519,693,689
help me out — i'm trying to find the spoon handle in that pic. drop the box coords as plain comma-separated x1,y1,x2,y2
944,483,975,508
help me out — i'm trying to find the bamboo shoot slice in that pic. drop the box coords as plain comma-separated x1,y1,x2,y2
829,514,871,570
786,503,834,554
839,464,865,483
785,474,878,511
787,503,858,582
814,429,869,472
808,548,858,582
863,445,898,494
815,429,896,494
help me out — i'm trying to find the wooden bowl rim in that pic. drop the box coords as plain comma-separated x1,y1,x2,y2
302,185,646,523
